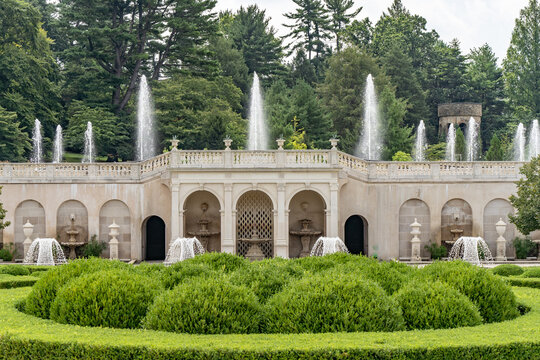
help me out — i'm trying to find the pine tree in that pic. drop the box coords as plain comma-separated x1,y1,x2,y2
455,127,466,161
485,133,504,161
0,107,31,162
380,87,413,160
503,0,540,120
324,0,362,51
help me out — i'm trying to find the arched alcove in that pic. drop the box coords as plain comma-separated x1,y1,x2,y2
399,199,430,259
288,190,326,258
483,199,515,258
236,190,274,259
143,216,165,261
441,199,473,244
100,200,131,259
345,215,368,255
56,200,88,245
14,200,46,258
184,191,221,252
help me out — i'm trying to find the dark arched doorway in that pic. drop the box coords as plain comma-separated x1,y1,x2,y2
345,215,367,255
144,216,165,260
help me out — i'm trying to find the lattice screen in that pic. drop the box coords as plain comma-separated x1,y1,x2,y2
236,191,273,258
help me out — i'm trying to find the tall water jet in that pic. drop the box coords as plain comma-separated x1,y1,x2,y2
466,117,479,161
53,125,63,163
136,75,156,161
247,72,268,150
528,119,539,160
83,122,95,163
414,120,427,161
514,123,526,162
357,74,381,160
445,123,456,161
31,119,43,163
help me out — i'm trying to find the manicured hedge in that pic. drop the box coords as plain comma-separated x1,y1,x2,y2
522,267,540,278
180,252,249,273
0,286,539,359
160,262,216,289
0,265,30,276
0,275,39,289
492,264,525,277
506,277,540,289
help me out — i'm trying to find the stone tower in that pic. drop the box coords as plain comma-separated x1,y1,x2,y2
438,103,482,135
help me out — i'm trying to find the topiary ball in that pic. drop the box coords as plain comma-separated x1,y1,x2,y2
144,277,262,334
264,272,405,333
522,267,540,278
181,252,248,273
50,269,160,329
160,262,216,289
393,280,482,330
419,261,519,323
492,264,525,277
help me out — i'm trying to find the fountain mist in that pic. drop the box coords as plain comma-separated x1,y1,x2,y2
514,123,526,162
31,119,42,163
357,74,381,160
414,120,427,161
53,125,63,163
466,117,479,161
247,72,268,150
528,120,539,160
83,122,95,163
136,75,156,161
445,124,456,161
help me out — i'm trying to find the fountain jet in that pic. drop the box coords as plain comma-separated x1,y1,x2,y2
445,124,456,161
53,125,63,163
164,237,205,265
83,122,95,163
136,75,156,161
357,74,381,160
514,123,526,162
528,119,539,160
247,72,268,150
31,119,42,163
414,120,427,161
466,117,479,161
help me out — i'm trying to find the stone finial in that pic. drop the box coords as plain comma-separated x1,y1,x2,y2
170,138,179,151
223,138,232,150
108,220,120,260
23,220,34,257
409,218,422,262
276,138,285,150
495,218,507,261
330,138,339,149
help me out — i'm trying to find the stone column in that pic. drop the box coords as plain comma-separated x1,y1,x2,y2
410,218,422,262
328,182,339,237
170,183,180,240
274,184,288,258
108,220,120,260
22,220,34,259
223,139,232,167
495,218,507,261
276,139,285,167
329,138,339,166
222,184,234,254
178,209,185,240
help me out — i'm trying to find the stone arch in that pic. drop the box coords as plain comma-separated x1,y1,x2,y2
183,191,221,252
234,187,276,211
344,215,368,255
183,187,224,211
142,215,166,261
441,199,473,245
399,199,430,259
99,200,131,259
236,190,274,259
288,190,326,258
56,200,88,245
483,199,515,258
14,200,46,258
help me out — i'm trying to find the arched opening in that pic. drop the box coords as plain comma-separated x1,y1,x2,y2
56,200,88,244
441,199,473,247
100,200,131,259
399,199,430,259
288,190,326,258
143,216,165,260
236,190,274,260
345,215,367,255
14,200,46,259
184,191,221,252
458,122,466,134
483,199,515,258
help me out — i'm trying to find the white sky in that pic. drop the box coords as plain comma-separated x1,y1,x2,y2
215,0,529,62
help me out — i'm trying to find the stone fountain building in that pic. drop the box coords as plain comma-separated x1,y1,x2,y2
0,140,525,261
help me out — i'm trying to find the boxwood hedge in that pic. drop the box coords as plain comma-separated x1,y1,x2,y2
492,264,525,277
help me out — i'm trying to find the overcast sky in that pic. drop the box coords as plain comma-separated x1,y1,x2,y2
215,0,529,63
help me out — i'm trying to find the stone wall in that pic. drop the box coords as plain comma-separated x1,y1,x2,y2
438,103,482,135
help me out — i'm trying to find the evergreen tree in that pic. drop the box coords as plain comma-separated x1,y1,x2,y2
425,143,446,161
485,133,504,161
290,49,317,85
380,87,413,160
324,0,362,51
455,127,466,161
209,35,250,93
265,81,294,145
509,156,540,234
284,0,332,60
503,0,540,120
342,18,373,50
0,107,31,162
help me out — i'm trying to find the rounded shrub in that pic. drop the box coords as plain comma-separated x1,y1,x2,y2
522,267,540,278
228,258,303,302
265,272,405,333
144,277,261,334
492,264,525,277
160,262,216,289
0,265,30,276
50,270,160,329
419,261,519,323
294,252,375,274
393,280,482,330
25,258,130,319
182,252,248,273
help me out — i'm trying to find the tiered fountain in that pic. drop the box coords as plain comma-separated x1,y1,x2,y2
187,203,220,251
247,72,268,150
289,202,321,257
448,236,493,266
59,214,85,260
310,237,349,256
357,74,381,160
164,237,205,265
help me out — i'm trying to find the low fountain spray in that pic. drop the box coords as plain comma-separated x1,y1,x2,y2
357,74,381,160
83,122,95,163
466,117,479,161
528,120,539,160
247,72,268,150
514,123,526,162
445,123,456,161
136,75,156,161
414,120,427,161
53,125,63,163
31,119,42,163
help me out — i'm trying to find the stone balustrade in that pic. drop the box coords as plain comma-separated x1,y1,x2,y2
0,149,525,183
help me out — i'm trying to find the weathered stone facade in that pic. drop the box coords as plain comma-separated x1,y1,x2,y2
438,103,482,135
